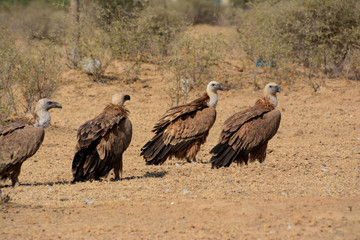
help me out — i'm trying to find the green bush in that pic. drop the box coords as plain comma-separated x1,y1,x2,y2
164,32,228,105
239,0,360,79
17,42,61,112
107,0,186,61
0,28,19,121
172,0,224,25
1,1,67,44
64,0,113,81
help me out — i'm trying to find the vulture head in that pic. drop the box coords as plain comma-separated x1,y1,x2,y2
34,98,62,128
112,93,131,106
264,82,281,107
206,81,223,107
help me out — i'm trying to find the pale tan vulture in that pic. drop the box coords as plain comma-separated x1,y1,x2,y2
141,81,223,165
0,99,62,186
72,93,132,182
210,82,281,168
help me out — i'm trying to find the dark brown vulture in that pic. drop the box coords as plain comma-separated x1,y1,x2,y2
72,93,132,182
210,82,281,168
141,81,223,165
0,99,62,186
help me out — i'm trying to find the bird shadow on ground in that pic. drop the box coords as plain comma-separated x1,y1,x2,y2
0,180,72,188
0,171,167,188
120,171,167,181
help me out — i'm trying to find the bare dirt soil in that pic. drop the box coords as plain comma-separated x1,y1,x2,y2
1,27,360,240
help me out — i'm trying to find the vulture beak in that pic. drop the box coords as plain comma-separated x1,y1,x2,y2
217,84,223,91
124,95,131,101
275,86,281,93
50,101,62,109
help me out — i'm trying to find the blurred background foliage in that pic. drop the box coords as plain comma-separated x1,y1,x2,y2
0,0,359,121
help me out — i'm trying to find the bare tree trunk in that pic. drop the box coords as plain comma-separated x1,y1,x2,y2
69,0,81,69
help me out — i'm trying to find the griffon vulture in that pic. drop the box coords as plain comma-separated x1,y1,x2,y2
0,99,62,186
210,82,281,168
72,93,132,182
141,81,223,165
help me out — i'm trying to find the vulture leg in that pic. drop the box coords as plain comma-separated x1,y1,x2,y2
113,155,123,181
11,177,20,187
10,163,22,187
250,142,268,163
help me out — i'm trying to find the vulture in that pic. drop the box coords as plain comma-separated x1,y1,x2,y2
0,99,62,186
72,93,132,182
141,81,223,165
210,82,281,168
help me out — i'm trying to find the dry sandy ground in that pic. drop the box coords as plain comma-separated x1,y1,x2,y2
1,29,360,240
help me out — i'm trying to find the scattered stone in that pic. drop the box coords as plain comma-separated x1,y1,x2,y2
182,189,192,195
321,168,327,172
81,59,101,75
84,199,95,204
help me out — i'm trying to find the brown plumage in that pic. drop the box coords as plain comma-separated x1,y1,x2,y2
210,82,281,168
72,93,132,182
0,99,62,186
141,81,223,165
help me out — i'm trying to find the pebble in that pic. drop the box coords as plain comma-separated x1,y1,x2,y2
84,199,95,204
182,189,192,195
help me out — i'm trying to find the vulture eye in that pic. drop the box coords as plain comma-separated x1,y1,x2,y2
212,84,216,87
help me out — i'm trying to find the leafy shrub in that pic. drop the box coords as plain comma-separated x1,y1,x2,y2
107,0,186,61
17,42,61,111
164,32,228,105
171,0,224,25
64,0,113,81
239,0,360,79
1,1,67,44
0,28,20,121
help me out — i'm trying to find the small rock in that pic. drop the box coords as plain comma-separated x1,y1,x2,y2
321,168,327,172
175,163,179,166
287,224,292,229
182,189,192,195
84,199,95,204
81,59,101,75
281,192,288,196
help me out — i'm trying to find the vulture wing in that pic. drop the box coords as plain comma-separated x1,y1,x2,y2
210,105,281,168
141,94,215,165
0,119,28,136
72,105,131,181
0,123,44,180
153,94,209,133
